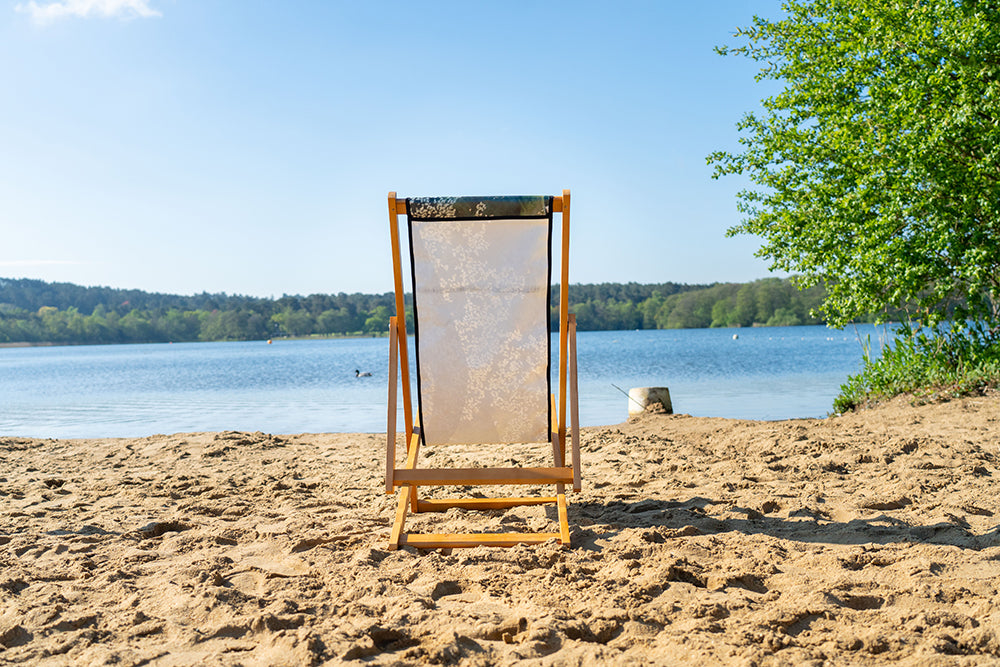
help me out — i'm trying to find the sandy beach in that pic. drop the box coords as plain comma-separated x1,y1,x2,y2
3,391,1000,665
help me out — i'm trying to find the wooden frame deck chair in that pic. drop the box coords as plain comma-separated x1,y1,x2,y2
385,190,581,550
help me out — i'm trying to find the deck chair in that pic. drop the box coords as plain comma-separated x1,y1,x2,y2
385,191,581,550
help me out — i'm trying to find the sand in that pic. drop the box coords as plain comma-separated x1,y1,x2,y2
2,392,1000,665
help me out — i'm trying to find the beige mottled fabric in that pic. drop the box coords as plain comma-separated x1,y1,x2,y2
410,216,550,445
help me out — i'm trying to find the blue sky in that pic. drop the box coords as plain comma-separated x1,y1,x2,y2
2,0,785,298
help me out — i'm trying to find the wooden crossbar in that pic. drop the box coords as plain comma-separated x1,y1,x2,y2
393,467,573,487
392,196,566,216
417,497,557,512
400,532,562,549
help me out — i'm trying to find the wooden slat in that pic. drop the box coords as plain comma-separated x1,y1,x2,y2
557,189,570,453
397,316,412,441
551,420,563,468
417,497,558,512
400,532,562,549
406,429,421,462
386,317,398,494
550,393,561,457
387,192,413,439
568,314,582,492
549,393,567,492
394,467,573,486
406,429,421,512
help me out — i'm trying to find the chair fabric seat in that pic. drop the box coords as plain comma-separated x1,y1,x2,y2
409,202,552,445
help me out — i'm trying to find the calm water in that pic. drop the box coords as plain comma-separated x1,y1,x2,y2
0,325,888,438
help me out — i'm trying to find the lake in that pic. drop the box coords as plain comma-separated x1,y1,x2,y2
0,325,890,438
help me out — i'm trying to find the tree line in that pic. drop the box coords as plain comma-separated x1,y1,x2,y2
567,279,829,330
0,276,888,346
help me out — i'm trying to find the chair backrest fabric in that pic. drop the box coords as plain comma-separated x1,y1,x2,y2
407,196,553,446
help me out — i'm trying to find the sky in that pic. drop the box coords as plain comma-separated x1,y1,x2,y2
1,0,787,298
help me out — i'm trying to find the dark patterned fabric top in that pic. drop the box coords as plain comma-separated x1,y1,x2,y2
407,196,551,220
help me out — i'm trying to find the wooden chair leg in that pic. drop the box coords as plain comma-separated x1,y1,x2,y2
389,485,410,550
557,493,571,545
407,430,421,513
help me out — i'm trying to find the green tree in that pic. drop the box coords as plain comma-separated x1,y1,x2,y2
363,305,392,334
711,298,735,328
710,1,1000,337
160,309,202,342
569,301,597,330
201,310,245,341
734,284,757,327
318,308,350,334
664,291,713,329
119,310,153,342
754,278,792,324
766,307,802,327
641,291,665,328
272,308,315,337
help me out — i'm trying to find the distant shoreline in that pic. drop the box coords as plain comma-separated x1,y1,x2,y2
0,332,390,349
0,341,56,348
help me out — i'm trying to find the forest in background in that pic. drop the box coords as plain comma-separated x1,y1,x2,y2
0,276,877,346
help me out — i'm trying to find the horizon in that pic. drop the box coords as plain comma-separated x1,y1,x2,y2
3,1,785,299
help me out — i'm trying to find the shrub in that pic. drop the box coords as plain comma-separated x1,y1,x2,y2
834,324,1000,412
